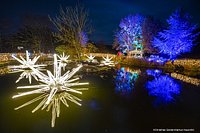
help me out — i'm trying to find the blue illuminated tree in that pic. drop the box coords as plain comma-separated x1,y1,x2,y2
115,14,144,54
152,9,198,60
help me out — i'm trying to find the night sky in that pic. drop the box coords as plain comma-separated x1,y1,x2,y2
0,0,200,44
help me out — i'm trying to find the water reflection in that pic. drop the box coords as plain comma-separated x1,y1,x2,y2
115,67,140,96
146,69,181,106
146,69,162,77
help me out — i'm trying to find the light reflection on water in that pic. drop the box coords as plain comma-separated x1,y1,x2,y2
114,68,181,106
115,67,140,96
0,66,200,133
145,69,181,106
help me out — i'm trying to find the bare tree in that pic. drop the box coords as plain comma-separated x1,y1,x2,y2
142,16,162,54
50,5,90,59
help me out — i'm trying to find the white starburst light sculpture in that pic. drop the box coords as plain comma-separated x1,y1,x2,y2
12,54,89,127
8,51,46,84
57,52,70,70
86,54,95,63
100,55,115,66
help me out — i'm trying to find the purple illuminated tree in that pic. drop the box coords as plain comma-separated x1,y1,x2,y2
50,5,91,59
115,14,144,54
152,9,198,60
79,31,88,47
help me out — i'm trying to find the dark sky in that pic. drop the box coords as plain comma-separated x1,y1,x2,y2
0,0,200,44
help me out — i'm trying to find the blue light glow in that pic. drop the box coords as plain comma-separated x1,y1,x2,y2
146,69,162,77
152,9,198,60
115,14,144,54
147,55,168,64
79,31,88,47
146,75,181,105
115,67,139,96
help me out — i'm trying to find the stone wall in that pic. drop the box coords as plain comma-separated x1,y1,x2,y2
0,67,10,75
0,53,17,62
0,53,53,62
171,73,200,86
173,59,200,68
87,53,116,58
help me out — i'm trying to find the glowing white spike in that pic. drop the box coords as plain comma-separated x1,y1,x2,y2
13,54,89,127
9,51,46,83
86,54,95,62
57,52,70,71
100,55,115,66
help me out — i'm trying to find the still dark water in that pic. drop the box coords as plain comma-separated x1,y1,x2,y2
0,66,200,133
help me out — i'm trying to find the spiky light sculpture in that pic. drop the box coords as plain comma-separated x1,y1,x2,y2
100,55,115,66
57,52,70,71
8,51,46,84
12,54,89,127
86,54,95,63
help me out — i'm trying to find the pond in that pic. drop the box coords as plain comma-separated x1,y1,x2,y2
0,65,199,133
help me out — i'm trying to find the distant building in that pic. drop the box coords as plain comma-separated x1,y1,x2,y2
128,49,143,58
127,38,143,58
